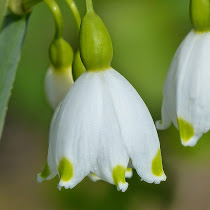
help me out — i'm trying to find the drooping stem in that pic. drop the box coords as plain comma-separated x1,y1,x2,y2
65,0,81,29
85,0,94,13
44,0,63,39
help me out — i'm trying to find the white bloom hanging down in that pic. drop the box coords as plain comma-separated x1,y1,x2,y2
38,68,166,192
156,30,210,147
45,66,74,109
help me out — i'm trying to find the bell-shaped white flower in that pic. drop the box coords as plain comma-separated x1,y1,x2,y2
45,66,74,109
156,30,210,147
38,68,166,192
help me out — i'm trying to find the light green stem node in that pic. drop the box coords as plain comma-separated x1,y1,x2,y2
80,0,113,71
49,38,74,71
58,157,73,182
9,0,42,15
85,0,94,13
151,149,164,177
72,51,86,80
44,0,63,39
190,0,210,32
112,165,126,186
65,0,81,30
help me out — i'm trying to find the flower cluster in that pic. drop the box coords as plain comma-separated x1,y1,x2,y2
37,0,166,192
156,0,210,147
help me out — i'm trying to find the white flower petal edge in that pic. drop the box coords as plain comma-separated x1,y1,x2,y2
45,67,74,109
88,168,133,182
157,30,210,147
38,68,166,192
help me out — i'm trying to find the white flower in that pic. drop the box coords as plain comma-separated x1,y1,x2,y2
45,66,74,109
38,68,166,192
156,30,210,147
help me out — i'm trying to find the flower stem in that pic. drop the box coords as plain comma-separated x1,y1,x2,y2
85,0,94,13
44,0,63,39
64,0,81,29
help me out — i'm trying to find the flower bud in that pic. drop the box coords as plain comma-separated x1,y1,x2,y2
49,38,74,71
79,5,113,71
45,38,74,109
72,51,86,81
190,0,210,32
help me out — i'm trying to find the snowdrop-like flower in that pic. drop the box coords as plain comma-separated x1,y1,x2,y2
156,0,210,147
38,0,166,192
45,38,74,109
43,0,75,109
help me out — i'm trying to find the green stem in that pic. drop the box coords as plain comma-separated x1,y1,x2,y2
44,0,63,38
65,0,81,29
85,0,94,13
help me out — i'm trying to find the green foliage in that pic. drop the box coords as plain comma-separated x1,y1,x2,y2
0,14,28,139
72,50,86,81
0,0,8,30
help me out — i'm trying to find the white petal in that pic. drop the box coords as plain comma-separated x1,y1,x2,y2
37,104,61,182
160,30,199,130
53,70,130,190
156,100,172,130
88,173,101,182
125,168,133,179
175,31,210,146
104,69,166,184
45,66,74,110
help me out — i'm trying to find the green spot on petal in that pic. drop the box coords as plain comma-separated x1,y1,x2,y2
126,168,132,173
112,165,126,186
40,163,50,179
178,118,194,142
91,173,98,178
152,149,164,177
58,157,73,182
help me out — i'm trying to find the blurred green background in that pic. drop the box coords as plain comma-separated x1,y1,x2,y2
1,0,210,209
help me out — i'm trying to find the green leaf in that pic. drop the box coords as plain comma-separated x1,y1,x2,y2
0,0,9,30
0,14,29,139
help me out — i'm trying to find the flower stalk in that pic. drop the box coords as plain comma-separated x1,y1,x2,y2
44,0,63,39
85,0,94,13
64,0,81,29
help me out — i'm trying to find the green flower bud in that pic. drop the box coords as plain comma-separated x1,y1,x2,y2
49,38,74,71
79,2,113,71
72,51,86,81
190,0,210,32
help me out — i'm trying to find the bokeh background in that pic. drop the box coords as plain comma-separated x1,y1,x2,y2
1,0,210,209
